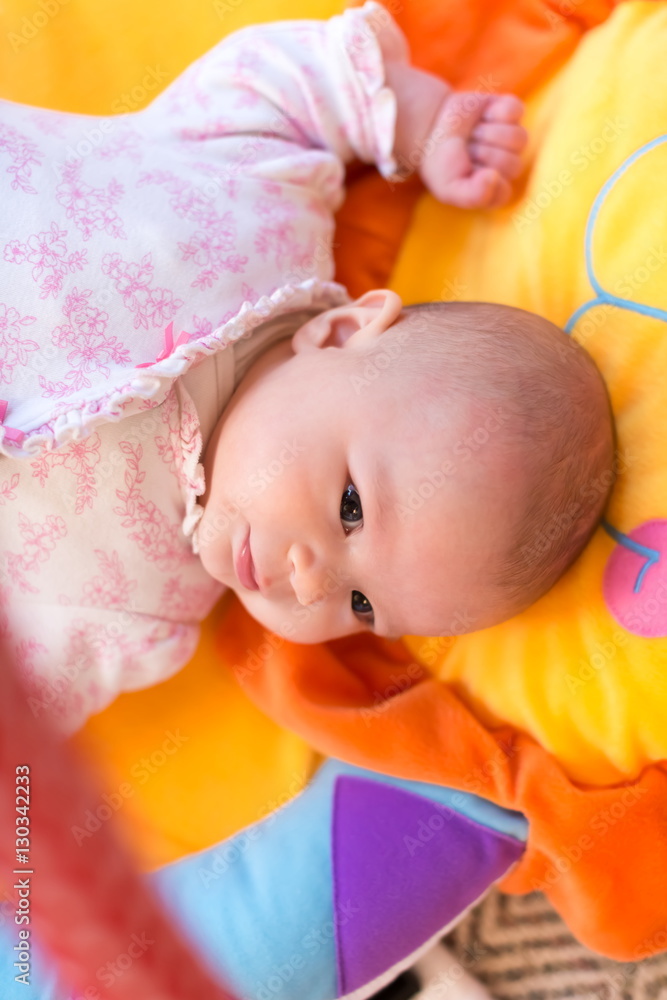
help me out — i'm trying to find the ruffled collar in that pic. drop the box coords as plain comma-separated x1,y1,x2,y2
0,278,350,459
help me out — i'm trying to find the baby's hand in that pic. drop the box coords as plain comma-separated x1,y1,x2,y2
418,90,527,209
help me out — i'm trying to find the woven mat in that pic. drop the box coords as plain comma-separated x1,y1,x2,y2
443,891,667,1000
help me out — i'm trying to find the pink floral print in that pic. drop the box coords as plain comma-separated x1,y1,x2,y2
0,123,42,194
0,1,402,731
3,222,87,299
0,471,19,505
138,169,248,289
55,159,126,241
95,127,143,163
102,251,184,330
161,576,218,620
113,439,190,571
38,288,132,398
0,304,38,386
4,512,67,594
30,430,102,515
253,187,302,268
78,549,139,608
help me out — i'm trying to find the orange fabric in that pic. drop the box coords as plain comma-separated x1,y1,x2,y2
224,600,667,961
215,0,667,964
334,0,620,297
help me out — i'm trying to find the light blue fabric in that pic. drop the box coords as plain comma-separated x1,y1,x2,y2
0,759,527,1000
0,917,63,1000
151,758,338,1000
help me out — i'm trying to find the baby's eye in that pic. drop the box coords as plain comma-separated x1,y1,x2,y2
340,483,362,531
340,484,374,625
352,589,374,623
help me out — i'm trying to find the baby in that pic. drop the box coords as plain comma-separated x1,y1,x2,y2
0,1,614,732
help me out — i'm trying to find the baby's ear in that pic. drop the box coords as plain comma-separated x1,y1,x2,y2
291,289,403,353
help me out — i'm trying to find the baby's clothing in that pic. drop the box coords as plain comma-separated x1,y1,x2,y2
0,1,405,733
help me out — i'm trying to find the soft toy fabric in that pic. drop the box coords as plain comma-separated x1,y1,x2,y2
394,3,667,788
336,0,622,297
0,759,527,1000
233,0,667,961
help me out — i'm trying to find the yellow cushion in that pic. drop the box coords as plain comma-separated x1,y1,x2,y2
395,1,667,786
70,593,319,868
0,0,344,113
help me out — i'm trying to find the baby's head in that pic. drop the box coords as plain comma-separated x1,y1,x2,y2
197,289,615,644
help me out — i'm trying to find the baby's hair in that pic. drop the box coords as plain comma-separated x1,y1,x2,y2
381,299,616,619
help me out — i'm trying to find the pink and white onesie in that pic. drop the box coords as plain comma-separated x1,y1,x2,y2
0,0,405,733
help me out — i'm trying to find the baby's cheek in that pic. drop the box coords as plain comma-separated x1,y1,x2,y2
196,512,232,583
238,591,322,645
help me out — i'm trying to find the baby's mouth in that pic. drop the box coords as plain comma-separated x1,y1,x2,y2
234,527,259,591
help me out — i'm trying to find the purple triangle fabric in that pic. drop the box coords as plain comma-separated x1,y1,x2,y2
332,776,525,995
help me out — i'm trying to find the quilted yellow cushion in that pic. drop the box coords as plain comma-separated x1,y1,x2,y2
396,1,667,786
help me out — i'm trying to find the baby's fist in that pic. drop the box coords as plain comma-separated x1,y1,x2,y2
418,91,527,210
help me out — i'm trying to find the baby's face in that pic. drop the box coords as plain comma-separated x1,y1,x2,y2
197,292,516,644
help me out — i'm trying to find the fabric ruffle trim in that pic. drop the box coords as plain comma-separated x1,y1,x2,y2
0,279,350,461
172,381,208,553
337,0,404,180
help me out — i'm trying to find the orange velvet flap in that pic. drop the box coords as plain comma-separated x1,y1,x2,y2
223,599,667,961
335,0,623,298
217,0,667,964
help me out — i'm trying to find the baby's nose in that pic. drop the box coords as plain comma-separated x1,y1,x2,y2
288,542,332,608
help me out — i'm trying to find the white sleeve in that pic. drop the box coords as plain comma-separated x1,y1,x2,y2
148,1,409,179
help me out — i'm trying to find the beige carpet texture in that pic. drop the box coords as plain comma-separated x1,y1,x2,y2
443,891,667,1000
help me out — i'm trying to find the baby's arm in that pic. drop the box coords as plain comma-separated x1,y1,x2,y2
376,26,527,208
148,1,524,209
